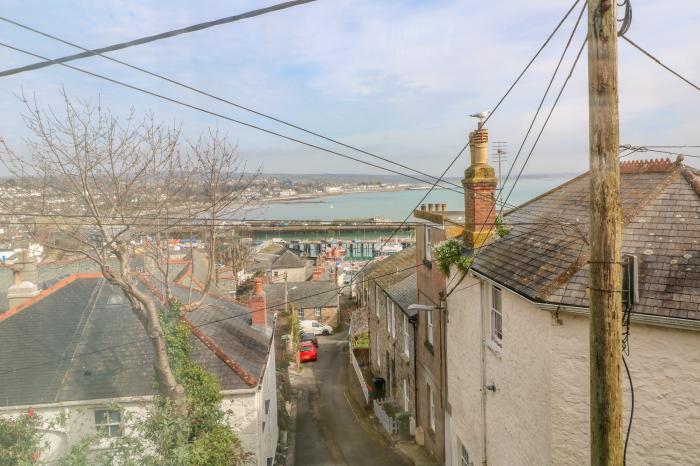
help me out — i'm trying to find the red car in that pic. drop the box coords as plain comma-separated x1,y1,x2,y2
299,341,317,363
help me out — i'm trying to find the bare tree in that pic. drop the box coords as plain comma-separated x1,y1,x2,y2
0,92,260,410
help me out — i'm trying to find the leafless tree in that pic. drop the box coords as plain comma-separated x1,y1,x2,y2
0,92,261,410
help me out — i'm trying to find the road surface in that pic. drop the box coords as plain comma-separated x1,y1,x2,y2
293,331,411,466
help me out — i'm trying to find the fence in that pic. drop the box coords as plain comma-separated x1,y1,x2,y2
350,347,369,404
372,398,398,435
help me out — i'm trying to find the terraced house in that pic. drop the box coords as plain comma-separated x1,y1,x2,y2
360,247,418,428
0,259,278,465
445,156,700,465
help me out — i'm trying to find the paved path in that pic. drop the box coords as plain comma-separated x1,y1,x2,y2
293,331,411,466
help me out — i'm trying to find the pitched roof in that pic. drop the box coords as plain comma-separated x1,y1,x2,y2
271,250,305,269
0,274,271,407
473,158,700,320
265,281,338,310
359,247,417,313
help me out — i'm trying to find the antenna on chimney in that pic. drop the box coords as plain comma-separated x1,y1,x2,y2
492,141,508,193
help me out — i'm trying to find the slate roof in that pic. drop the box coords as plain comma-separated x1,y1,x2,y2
0,274,271,407
270,250,305,269
265,281,338,310
359,247,417,313
472,158,700,320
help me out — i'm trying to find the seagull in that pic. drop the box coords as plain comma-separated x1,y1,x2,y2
469,110,490,127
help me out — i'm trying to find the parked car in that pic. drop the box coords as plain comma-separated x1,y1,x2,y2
300,319,333,336
300,332,318,347
299,341,317,362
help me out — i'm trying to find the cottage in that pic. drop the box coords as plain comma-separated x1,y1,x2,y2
0,266,278,465
445,151,700,465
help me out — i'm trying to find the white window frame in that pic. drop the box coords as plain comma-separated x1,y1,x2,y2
426,309,434,345
386,296,391,333
94,408,122,437
428,384,435,430
403,314,410,357
424,225,432,261
461,442,472,466
403,379,410,413
314,307,321,318
390,301,396,339
376,338,381,368
491,285,503,346
374,284,379,317
297,307,303,319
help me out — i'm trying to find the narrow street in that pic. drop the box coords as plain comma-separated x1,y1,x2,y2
293,331,411,466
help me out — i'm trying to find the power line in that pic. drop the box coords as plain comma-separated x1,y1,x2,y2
621,35,700,93
0,257,432,376
0,41,475,198
327,0,585,303
466,4,588,277
0,0,317,78
0,14,470,196
621,145,700,160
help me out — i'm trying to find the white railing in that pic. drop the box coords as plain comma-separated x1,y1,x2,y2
373,398,398,435
350,347,369,404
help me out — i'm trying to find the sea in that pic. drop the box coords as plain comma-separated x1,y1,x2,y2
245,176,571,222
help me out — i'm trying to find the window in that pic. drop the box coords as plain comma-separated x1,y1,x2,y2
94,408,121,437
403,379,410,413
312,322,321,328
403,314,410,357
428,384,435,430
376,339,381,368
265,399,270,415
386,296,391,333
315,308,321,318
426,309,434,345
491,286,503,345
461,443,472,466
424,225,432,261
297,307,303,318
374,284,379,317
390,301,396,339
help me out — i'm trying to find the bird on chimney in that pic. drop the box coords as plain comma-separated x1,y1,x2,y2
469,111,490,128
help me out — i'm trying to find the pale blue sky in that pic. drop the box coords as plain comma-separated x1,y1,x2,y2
0,0,698,177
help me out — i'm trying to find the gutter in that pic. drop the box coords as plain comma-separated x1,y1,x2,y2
0,388,258,413
469,269,700,332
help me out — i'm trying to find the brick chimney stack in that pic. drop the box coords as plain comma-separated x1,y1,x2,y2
462,126,497,248
312,266,323,281
249,277,267,328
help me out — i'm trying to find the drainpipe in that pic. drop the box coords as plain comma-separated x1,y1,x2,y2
480,282,488,465
411,316,419,422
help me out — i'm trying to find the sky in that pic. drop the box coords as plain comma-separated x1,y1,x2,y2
0,0,698,179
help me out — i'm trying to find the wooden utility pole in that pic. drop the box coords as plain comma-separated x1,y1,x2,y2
587,1,623,464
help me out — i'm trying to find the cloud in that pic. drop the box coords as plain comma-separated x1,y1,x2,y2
0,0,698,177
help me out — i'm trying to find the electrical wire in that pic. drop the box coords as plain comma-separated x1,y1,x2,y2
0,0,318,78
621,35,700,93
0,256,433,376
622,354,635,465
0,41,472,197
0,15,470,196
321,0,585,306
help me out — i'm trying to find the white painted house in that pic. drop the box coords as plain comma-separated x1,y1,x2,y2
444,158,700,465
0,271,278,465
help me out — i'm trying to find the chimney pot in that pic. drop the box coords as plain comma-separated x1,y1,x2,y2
420,204,426,211
427,203,435,211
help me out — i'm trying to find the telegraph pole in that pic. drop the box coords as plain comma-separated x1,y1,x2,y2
587,1,623,464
